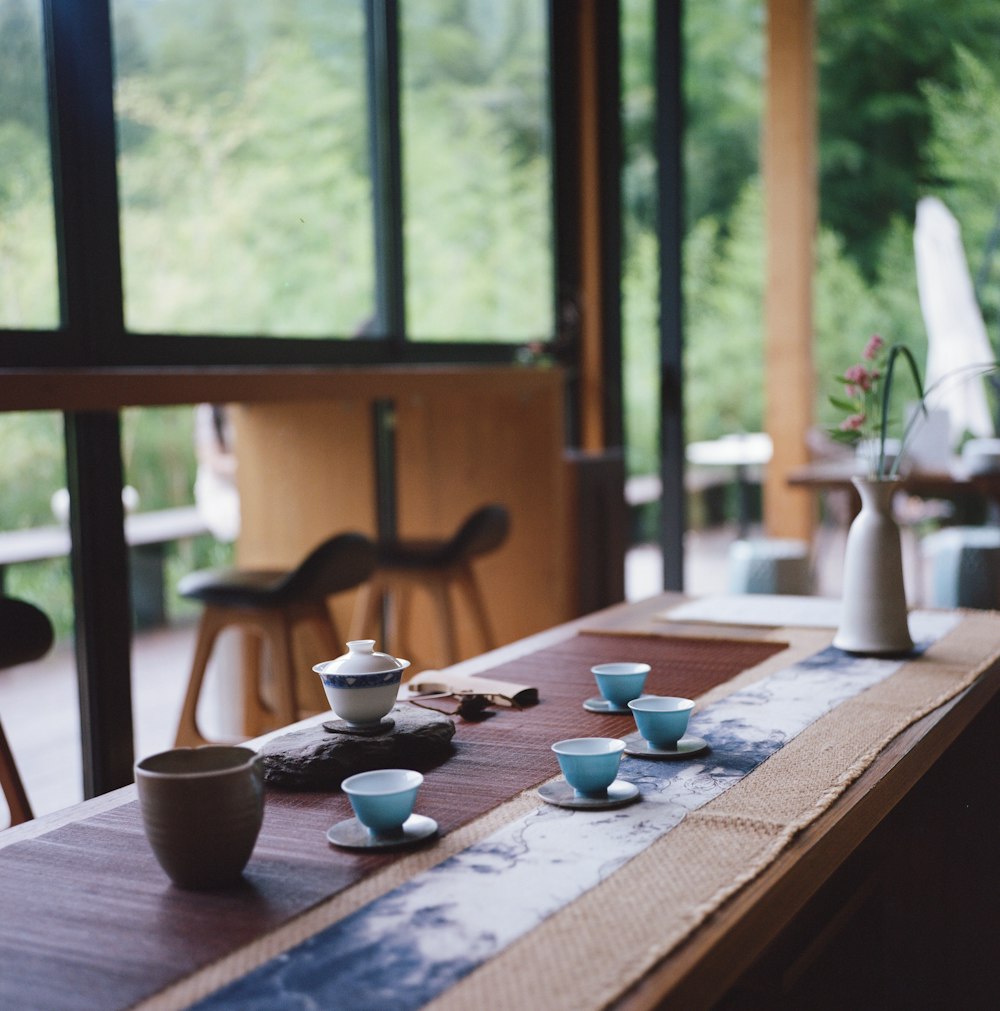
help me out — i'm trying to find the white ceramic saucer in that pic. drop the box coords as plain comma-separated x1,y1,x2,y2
537,778,640,810
583,695,649,715
622,733,709,759
326,813,438,850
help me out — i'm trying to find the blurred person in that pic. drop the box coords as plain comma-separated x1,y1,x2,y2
194,404,240,542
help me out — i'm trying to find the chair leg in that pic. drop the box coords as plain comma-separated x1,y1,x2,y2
427,576,459,667
292,600,341,712
350,579,384,643
456,563,498,653
257,610,299,732
175,606,235,748
0,719,32,826
240,626,268,738
393,580,417,661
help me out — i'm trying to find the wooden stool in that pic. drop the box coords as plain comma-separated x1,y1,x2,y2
351,505,510,669
174,532,376,748
1,596,55,826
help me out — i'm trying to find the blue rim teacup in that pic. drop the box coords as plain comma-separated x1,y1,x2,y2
551,737,626,798
591,661,651,707
341,768,422,838
627,696,694,750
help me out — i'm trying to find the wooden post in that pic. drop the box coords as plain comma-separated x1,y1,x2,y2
764,0,816,540
578,0,604,452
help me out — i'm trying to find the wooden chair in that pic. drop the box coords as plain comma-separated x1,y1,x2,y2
174,531,376,747
0,596,55,827
351,504,510,669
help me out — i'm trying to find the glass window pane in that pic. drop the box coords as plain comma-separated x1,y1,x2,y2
621,0,659,492
0,411,70,632
111,1,374,338
0,0,59,329
400,0,552,342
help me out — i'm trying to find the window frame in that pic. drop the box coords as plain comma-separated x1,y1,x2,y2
0,0,566,369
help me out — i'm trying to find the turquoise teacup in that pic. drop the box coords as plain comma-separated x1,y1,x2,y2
591,662,651,707
551,737,625,797
627,696,694,750
341,769,422,837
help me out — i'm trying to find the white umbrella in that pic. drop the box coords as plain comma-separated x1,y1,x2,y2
914,195,995,445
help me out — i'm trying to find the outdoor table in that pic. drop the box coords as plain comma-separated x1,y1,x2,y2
787,457,1000,522
1,592,999,1009
686,433,773,538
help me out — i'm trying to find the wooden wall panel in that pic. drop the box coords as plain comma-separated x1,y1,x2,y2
393,379,573,667
231,369,573,682
233,399,375,707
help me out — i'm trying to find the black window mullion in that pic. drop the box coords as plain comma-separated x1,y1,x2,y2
596,0,623,450
366,0,406,346
46,0,134,795
656,0,685,591
45,0,125,360
549,0,583,446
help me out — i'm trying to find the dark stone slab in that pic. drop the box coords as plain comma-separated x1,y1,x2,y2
259,705,456,790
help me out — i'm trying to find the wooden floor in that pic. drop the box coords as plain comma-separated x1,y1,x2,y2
1,520,883,825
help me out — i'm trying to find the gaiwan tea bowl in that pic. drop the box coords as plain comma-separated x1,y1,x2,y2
313,639,410,728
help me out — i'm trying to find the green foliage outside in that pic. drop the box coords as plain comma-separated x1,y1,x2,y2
622,0,1000,482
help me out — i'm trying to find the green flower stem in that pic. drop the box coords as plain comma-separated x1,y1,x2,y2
878,344,924,479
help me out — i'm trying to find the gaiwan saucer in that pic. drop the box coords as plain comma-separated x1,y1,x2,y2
623,732,709,759
537,778,640,810
326,814,438,850
583,695,650,715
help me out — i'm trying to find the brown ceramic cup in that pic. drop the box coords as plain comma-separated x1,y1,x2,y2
135,745,265,890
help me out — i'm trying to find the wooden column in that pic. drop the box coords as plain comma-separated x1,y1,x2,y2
553,0,621,453
578,1,605,452
763,0,816,540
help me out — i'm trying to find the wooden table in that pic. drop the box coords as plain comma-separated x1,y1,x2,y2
2,593,999,1008
787,457,1000,520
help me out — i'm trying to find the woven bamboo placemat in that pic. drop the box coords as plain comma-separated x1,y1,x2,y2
0,632,784,1011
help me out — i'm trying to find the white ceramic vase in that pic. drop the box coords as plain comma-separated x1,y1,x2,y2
833,476,914,656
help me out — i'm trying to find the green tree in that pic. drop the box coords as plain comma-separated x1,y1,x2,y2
683,0,763,232
817,0,1000,279
924,46,1000,337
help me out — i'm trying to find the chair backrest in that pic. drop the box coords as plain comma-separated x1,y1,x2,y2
447,504,510,564
0,597,54,671
278,531,377,602
1,596,52,826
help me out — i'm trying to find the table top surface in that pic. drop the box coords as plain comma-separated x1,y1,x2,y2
3,593,998,1011
686,432,773,468
788,456,1000,492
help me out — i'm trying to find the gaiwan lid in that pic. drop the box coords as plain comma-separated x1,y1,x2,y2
313,639,410,676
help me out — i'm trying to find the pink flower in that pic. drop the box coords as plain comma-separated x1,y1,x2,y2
862,334,884,361
839,413,866,432
844,364,873,391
